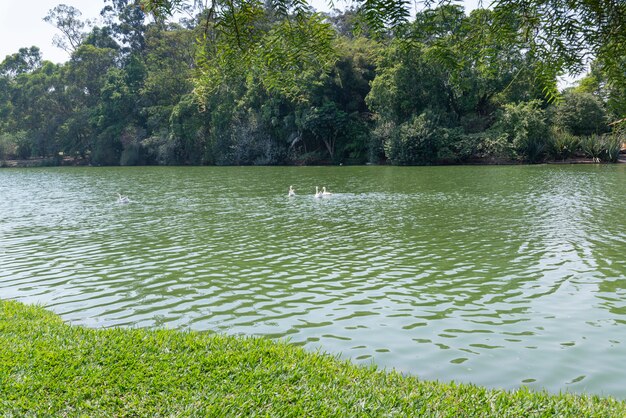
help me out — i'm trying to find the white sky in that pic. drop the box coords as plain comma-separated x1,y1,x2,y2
0,0,105,63
1,0,484,65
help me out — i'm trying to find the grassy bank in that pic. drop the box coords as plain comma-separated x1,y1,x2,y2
1,300,624,417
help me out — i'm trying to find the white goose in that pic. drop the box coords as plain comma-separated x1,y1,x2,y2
322,186,332,197
314,186,323,199
117,193,130,204
288,185,296,197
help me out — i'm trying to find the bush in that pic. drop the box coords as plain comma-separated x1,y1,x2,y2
0,132,19,160
496,100,550,163
579,134,621,162
580,134,604,162
554,91,608,136
141,133,177,165
548,129,580,160
600,134,622,162
169,95,209,165
229,111,286,165
370,120,395,163
384,111,440,165
92,129,122,166
119,126,147,166
0,131,33,159
336,116,370,164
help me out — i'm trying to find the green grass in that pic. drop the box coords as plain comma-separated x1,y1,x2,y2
1,300,625,417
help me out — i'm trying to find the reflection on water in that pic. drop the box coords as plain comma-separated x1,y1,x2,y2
1,165,626,398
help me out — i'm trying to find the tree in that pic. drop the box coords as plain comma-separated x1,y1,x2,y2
44,4,91,54
496,100,550,162
490,0,626,98
369,6,544,118
553,91,608,136
0,47,43,77
302,101,348,160
6,62,66,157
141,0,337,102
140,0,626,104
574,62,626,120
367,41,448,124
384,111,441,165
101,0,148,54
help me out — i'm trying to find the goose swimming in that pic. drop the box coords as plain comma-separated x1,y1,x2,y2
314,186,322,198
322,186,332,196
288,185,296,197
117,193,130,204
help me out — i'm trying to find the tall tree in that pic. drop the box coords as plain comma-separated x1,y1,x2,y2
141,0,336,102
0,47,43,78
141,0,626,104
101,0,148,54
43,4,91,54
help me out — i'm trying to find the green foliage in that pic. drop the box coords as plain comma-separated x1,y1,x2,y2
66,44,118,106
0,47,43,77
384,111,441,165
1,1,622,167
367,41,447,123
2,300,626,416
227,109,287,165
603,135,622,163
301,101,348,160
579,62,626,120
141,133,178,165
548,129,580,160
496,100,550,162
0,131,33,160
119,125,148,165
142,0,626,104
194,10,337,103
580,134,605,162
93,127,123,166
0,135,15,160
489,0,626,100
554,91,608,136
580,134,623,163
168,95,208,165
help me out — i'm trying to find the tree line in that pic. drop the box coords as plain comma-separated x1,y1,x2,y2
0,0,624,166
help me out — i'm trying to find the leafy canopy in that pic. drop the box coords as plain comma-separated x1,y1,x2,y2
140,0,626,101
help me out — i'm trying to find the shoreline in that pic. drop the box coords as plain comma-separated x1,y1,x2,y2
1,299,625,416
2,155,626,168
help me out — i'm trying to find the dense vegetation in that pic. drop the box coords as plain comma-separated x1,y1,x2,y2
0,0,624,166
2,299,626,416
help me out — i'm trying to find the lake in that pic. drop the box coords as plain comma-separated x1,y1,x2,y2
1,165,626,398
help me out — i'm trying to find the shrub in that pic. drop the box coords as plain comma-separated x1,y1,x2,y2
580,134,615,162
119,126,147,166
602,134,622,162
370,120,395,163
548,129,580,160
92,130,122,166
580,134,603,162
141,133,177,165
554,91,608,136
384,111,440,165
0,131,33,159
0,132,18,160
496,100,550,163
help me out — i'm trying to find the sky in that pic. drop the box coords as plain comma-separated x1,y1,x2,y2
0,0,105,63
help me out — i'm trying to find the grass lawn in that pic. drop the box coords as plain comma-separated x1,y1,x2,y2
1,299,625,417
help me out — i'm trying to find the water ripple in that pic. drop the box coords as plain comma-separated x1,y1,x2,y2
1,165,626,398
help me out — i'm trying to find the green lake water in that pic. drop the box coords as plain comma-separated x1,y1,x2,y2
1,165,626,398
